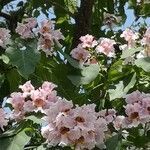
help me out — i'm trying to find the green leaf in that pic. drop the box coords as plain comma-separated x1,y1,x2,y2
6,44,40,79
135,57,150,72
0,130,30,150
26,116,43,124
6,69,21,92
108,73,136,100
36,146,45,150
64,0,77,13
121,47,143,59
57,16,67,24
68,64,100,86
106,134,119,150
0,54,10,64
0,120,32,138
0,74,5,88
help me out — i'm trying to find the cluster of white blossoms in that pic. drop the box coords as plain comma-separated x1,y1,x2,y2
15,18,64,56
42,102,108,150
113,90,150,129
4,81,108,150
16,17,37,39
6,81,59,120
0,80,149,149
37,19,64,56
70,34,116,63
70,27,150,65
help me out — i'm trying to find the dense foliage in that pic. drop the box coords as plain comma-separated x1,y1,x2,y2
0,0,150,150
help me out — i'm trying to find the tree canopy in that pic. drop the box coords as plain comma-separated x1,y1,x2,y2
0,0,150,150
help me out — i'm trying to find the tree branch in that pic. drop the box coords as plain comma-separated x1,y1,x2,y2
71,0,95,49
0,12,11,20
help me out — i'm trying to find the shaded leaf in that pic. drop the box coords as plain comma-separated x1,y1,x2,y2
121,47,143,59
135,57,150,72
106,134,119,150
6,45,40,79
108,73,136,100
0,130,30,150
68,64,100,86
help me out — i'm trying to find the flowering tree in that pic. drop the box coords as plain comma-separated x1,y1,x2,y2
0,0,150,150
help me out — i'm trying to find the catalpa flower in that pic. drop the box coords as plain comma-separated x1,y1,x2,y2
141,28,150,46
16,17,37,39
38,19,64,56
80,34,98,48
0,28,11,48
70,44,90,62
121,28,138,48
0,108,8,131
42,103,107,150
96,38,116,57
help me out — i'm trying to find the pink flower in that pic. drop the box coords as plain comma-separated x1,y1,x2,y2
124,90,142,104
0,28,11,48
42,103,107,149
41,81,57,92
70,44,90,62
120,28,138,48
24,18,37,29
113,116,125,130
23,100,35,112
80,34,98,48
7,92,24,111
0,108,8,131
124,103,141,127
141,28,150,46
72,104,97,130
98,109,116,124
96,38,116,57
38,20,64,56
16,17,37,38
121,28,138,42
139,97,150,123
19,81,34,93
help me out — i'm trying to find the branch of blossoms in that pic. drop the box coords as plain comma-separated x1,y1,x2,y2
0,81,149,149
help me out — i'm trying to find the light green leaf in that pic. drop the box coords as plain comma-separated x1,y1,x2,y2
6,45,40,79
64,0,77,13
68,64,100,86
57,16,67,24
0,130,30,150
108,73,136,100
26,115,43,124
135,57,150,72
0,54,10,64
121,47,143,59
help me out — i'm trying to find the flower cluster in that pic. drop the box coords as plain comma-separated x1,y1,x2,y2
113,90,150,129
70,34,116,63
0,28,11,48
15,18,64,56
0,108,8,131
3,80,150,149
16,17,37,39
120,28,139,49
37,19,64,56
142,28,150,46
96,38,116,57
7,81,58,120
42,103,108,150
6,81,108,149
